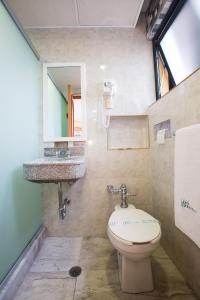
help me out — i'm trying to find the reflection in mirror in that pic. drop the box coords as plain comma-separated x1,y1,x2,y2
43,63,86,141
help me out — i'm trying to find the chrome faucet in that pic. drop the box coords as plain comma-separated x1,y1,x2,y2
107,184,136,208
55,149,60,157
66,149,71,158
55,149,71,158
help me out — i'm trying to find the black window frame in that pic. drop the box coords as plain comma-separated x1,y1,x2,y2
153,0,187,100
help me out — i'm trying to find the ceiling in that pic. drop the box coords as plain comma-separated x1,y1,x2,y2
6,0,150,29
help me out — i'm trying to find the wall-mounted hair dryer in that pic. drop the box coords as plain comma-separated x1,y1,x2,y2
102,80,115,128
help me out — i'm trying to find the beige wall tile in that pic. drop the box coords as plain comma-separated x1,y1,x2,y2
27,17,155,237
148,68,200,298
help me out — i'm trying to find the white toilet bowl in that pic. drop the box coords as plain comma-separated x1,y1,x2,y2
107,206,161,293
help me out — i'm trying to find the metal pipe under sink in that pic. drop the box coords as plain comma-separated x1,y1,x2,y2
57,182,71,220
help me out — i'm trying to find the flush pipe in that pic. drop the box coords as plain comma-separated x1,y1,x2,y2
107,184,136,208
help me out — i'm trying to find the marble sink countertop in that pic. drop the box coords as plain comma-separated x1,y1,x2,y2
23,156,86,183
23,156,85,165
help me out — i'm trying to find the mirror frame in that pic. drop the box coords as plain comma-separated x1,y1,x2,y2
43,62,87,142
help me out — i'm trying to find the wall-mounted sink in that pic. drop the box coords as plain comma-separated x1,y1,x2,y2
23,156,86,183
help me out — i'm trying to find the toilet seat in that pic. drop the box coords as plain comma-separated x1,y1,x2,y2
108,209,161,245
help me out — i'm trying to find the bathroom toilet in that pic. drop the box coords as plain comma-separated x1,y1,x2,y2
107,205,161,293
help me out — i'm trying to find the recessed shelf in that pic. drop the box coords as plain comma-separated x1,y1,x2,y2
107,115,149,150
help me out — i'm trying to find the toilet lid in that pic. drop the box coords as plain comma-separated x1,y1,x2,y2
108,209,161,244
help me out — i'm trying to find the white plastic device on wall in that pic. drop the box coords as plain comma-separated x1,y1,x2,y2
102,81,115,128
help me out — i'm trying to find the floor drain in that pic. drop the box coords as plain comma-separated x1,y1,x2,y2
69,266,82,277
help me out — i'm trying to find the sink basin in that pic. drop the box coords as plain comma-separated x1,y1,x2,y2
23,156,86,183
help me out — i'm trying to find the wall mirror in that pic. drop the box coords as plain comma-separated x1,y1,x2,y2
43,63,86,142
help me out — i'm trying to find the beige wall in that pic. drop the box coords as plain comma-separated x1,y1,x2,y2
27,17,155,237
148,69,200,297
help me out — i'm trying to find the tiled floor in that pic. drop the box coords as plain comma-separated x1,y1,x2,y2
13,237,197,300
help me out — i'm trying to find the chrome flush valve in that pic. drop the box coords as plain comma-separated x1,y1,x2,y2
107,184,136,208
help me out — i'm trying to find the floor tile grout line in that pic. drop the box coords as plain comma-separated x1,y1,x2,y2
73,277,77,300
73,237,82,300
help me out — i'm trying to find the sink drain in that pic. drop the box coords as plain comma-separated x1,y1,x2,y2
69,266,82,277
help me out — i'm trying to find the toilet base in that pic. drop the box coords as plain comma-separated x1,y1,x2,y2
118,252,154,293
